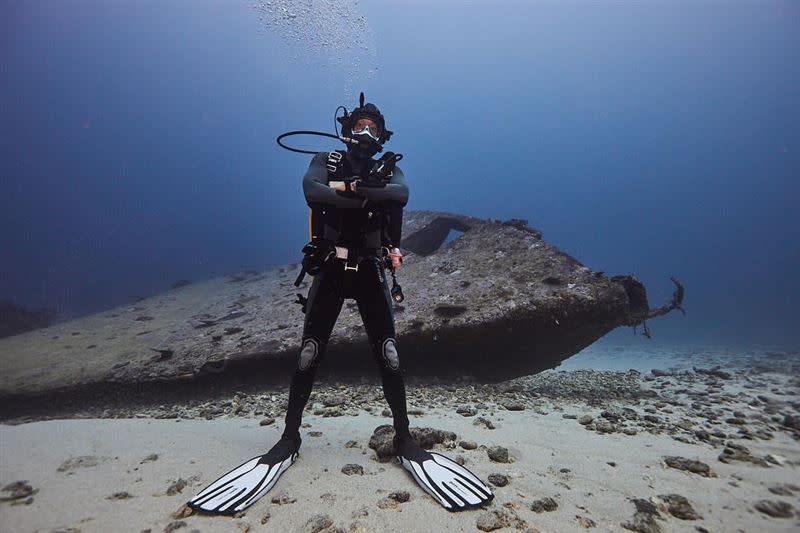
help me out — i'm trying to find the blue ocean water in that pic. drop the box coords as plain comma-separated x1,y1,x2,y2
1,0,798,350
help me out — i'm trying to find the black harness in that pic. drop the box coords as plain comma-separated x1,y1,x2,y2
314,151,388,247
294,151,405,311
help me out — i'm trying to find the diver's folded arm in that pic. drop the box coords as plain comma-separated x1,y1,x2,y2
302,153,365,209
357,167,409,206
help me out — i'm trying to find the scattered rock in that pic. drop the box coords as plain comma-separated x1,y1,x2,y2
488,473,509,487
578,415,594,425
270,492,296,505
107,491,133,500
348,521,369,533
377,497,398,510
576,515,596,528
693,366,732,380
601,410,623,423
388,491,410,503
368,425,457,461
782,414,800,430
767,483,799,496
303,513,333,533
595,419,616,433
621,513,661,533
663,456,714,477
457,406,478,417
57,455,107,473
459,440,478,450
166,478,188,496
368,426,398,460
259,417,276,426
530,497,558,513
718,446,769,467
171,504,194,519
753,499,794,518
476,510,509,531
487,446,511,463
411,427,457,448
140,454,159,463
622,499,663,533
502,401,525,411
323,395,346,407
0,481,37,503
656,494,700,520
351,507,369,519
341,464,364,476
765,454,786,466
474,417,496,430
164,521,187,533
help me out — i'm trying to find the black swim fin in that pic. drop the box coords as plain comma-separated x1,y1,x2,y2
188,436,301,515
395,437,494,511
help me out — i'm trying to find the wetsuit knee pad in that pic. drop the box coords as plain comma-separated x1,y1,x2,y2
379,337,400,371
298,338,321,371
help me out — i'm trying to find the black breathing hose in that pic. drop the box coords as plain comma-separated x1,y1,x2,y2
276,130,360,154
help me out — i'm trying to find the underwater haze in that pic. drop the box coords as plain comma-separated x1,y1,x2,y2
2,0,799,350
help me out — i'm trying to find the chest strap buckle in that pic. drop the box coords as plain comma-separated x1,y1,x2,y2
344,259,359,272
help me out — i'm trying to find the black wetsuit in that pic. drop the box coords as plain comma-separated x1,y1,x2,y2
282,150,411,442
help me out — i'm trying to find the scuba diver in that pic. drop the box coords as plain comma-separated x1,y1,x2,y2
188,94,494,515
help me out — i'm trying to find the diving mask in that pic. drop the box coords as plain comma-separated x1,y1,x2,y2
351,118,381,140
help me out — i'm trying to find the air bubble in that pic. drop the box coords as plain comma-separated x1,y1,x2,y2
254,0,377,93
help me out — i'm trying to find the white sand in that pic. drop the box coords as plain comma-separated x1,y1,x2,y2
2,406,799,533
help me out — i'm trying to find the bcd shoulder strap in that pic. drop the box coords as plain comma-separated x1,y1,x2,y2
326,150,345,180
309,151,345,240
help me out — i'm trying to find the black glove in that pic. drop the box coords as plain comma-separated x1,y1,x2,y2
354,179,386,189
301,238,335,275
367,152,399,184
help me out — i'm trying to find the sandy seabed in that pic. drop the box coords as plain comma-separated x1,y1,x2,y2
2,348,799,533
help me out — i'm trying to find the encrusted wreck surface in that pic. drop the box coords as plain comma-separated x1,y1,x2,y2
0,210,682,410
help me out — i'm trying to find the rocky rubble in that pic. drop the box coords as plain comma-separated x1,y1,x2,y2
3,350,799,532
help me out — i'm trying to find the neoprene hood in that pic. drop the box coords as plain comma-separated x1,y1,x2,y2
337,92,393,145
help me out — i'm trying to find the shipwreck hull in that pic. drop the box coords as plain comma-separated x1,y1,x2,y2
0,210,682,417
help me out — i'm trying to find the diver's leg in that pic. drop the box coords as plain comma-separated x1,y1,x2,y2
356,258,411,440
283,269,344,440
190,276,346,516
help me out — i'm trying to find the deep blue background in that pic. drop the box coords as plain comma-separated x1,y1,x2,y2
2,1,798,349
